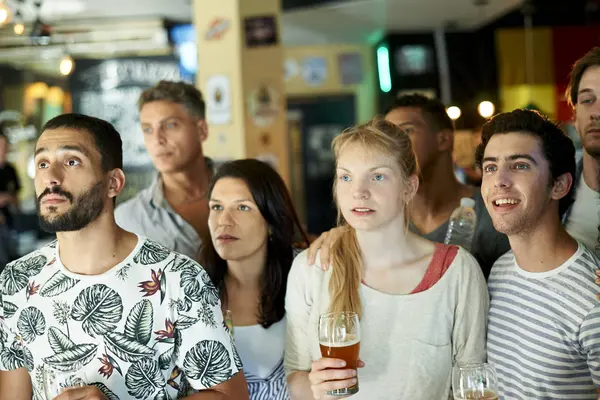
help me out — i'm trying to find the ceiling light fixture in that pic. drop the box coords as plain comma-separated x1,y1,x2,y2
59,54,75,76
0,2,10,26
13,8,24,35
478,101,495,118
447,106,462,120
13,22,24,34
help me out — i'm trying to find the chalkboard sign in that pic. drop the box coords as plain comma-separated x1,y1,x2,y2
70,56,182,202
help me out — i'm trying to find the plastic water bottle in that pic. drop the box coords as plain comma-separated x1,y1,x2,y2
444,197,477,252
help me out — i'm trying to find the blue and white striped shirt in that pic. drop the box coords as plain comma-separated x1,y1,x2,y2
488,243,600,399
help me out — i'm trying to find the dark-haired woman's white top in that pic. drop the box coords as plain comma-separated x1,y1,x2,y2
234,317,289,400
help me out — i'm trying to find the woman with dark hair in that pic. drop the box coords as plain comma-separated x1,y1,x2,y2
199,159,309,400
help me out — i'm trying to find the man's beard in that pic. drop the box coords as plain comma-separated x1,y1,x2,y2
581,120,600,158
492,212,535,236
37,181,106,233
490,190,551,237
583,137,600,158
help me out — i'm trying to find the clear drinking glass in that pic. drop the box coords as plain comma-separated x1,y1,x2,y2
452,363,499,400
43,366,86,400
224,309,234,336
318,311,360,397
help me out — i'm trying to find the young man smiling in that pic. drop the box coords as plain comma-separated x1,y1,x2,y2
479,109,600,399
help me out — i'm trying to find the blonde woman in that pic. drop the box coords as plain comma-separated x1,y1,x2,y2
284,119,489,399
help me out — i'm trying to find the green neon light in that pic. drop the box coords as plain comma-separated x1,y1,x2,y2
377,46,392,93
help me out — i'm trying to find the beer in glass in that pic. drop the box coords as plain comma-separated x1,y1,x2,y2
452,363,499,400
318,311,360,396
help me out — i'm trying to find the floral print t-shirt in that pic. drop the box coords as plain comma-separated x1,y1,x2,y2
0,236,242,399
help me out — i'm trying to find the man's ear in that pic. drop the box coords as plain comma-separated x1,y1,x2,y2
405,174,419,202
107,168,126,199
551,172,573,201
437,129,454,152
197,119,208,142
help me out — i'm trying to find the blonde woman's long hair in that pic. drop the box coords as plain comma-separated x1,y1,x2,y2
328,118,418,319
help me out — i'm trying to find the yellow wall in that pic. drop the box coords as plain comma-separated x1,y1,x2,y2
501,84,556,119
194,0,290,182
496,28,557,118
1,83,68,205
283,44,376,123
2,85,25,112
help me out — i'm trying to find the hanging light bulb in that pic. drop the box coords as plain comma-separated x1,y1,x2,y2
59,55,75,76
0,2,10,26
446,106,462,121
478,101,495,118
13,8,24,35
14,22,24,34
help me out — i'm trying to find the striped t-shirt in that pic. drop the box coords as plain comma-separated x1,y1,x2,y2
487,243,600,399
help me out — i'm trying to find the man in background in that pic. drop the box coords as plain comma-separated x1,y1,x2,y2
116,81,212,258
563,47,600,255
0,131,20,229
384,95,508,275
0,130,20,268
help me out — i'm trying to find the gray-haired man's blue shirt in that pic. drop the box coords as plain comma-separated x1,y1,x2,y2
115,176,201,258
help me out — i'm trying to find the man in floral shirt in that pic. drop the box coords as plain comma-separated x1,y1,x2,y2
0,114,248,400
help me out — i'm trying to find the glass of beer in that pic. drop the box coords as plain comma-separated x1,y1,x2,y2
43,366,86,400
318,311,360,396
452,363,499,400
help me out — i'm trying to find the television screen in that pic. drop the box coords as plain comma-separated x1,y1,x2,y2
395,45,433,75
169,24,197,82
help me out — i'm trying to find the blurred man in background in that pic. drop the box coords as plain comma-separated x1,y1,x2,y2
563,47,600,255
115,81,212,258
0,130,20,269
0,131,20,229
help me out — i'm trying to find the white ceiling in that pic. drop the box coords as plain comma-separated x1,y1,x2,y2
0,0,520,74
282,0,522,45
7,0,192,22
5,0,521,45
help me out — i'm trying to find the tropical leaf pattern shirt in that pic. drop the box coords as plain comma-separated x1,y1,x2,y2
0,237,243,400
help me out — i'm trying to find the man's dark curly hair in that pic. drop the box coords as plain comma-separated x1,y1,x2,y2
385,94,454,133
475,109,576,218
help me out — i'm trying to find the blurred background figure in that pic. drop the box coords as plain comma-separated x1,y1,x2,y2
562,47,600,255
0,128,20,270
0,131,20,229
115,80,212,259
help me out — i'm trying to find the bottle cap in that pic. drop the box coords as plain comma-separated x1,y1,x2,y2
460,197,476,209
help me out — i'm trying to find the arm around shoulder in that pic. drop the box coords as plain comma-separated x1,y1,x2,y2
580,304,600,388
